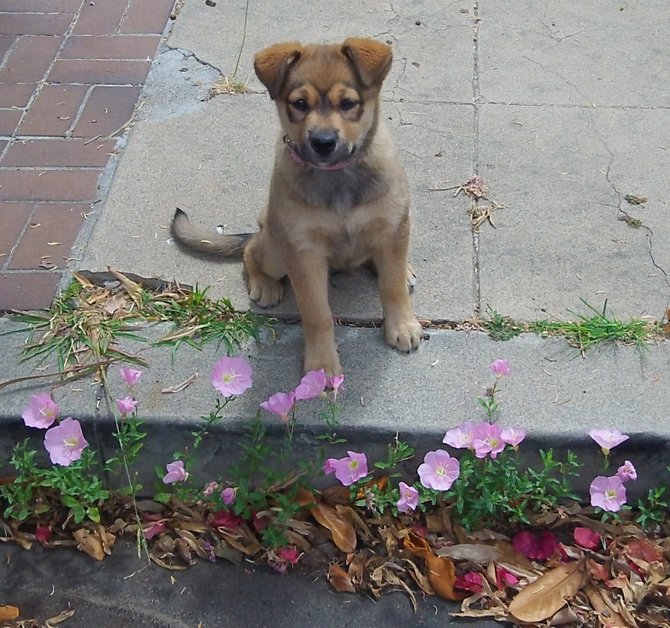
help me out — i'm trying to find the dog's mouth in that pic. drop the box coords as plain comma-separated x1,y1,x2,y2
283,134,357,171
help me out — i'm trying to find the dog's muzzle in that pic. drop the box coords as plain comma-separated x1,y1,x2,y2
283,134,357,171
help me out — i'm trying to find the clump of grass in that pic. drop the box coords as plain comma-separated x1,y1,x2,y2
3,272,270,378
531,299,655,354
207,76,250,98
484,300,659,353
484,306,525,341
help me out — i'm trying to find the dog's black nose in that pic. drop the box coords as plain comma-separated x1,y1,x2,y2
309,131,338,156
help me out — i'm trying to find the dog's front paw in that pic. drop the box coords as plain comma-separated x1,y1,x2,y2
248,274,284,308
304,347,343,378
384,316,424,353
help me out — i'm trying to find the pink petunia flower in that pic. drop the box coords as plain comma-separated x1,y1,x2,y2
220,487,236,505
116,396,139,416
489,358,511,378
590,475,627,512
417,450,460,491
616,460,637,482
323,451,368,486
294,369,327,400
501,426,526,449
588,429,629,455
202,481,218,497
211,356,253,397
22,392,59,429
119,367,142,387
473,422,506,459
328,374,345,400
396,481,420,513
442,422,477,450
260,391,295,423
162,460,189,484
43,417,88,466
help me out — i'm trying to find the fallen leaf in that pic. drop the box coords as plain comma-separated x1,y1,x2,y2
437,543,501,563
508,559,586,622
626,538,663,563
0,606,19,621
107,267,143,306
584,584,628,628
46,609,75,626
73,527,115,561
310,503,356,553
404,533,464,601
328,563,356,593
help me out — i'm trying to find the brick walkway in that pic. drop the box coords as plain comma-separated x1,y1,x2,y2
0,0,175,311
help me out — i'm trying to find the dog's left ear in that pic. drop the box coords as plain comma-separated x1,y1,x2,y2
341,38,392,88
254,42,302,99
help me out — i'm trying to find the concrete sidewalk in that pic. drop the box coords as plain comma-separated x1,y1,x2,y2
1,1,670,626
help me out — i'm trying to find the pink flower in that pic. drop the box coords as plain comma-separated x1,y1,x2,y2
328,374,345,399
323,451,368,486
22,392,59,429
260,391,295,422
162,460,189,484
119,367,142,387
294,369,327,400
590,475,627,512
43,417,88,466
512,529,559,561
396,482,420,513
220,487,236,505
473,422,505,459
455,571,483,593
573,527,601,550
442,422,476,449
116,396,139,416
489,358,511,378
417,450,460,491
202,481,218,497
211,356,253,397
616,460,637,482
588,429,629,455
501,426,526,448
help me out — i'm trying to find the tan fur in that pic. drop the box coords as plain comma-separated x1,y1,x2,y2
171,38,424,375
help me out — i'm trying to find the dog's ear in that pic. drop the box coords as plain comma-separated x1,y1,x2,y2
341,38,392,88
254,42,302,99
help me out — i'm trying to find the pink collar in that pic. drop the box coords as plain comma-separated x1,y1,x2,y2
283,134,357,171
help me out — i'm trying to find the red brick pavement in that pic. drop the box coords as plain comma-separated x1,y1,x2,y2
0,0,175,311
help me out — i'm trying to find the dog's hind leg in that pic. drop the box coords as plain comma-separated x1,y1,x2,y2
244,234,285,308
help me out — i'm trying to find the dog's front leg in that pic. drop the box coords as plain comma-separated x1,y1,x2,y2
372,241,424,353
288,254,342,376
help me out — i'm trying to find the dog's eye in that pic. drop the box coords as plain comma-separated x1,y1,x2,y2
340,98,358,111
290,99,309,112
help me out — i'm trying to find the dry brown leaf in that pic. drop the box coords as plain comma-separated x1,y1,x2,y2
508,558,586,623
402,558,435,595
549,606,581,626
437,543,502,564
626,538,663,563
103,292,128,315
584,584,629,628
0,605,19,621
404,533,464,601
46,609,76,626
107,267,143,306
310,503,357,553
328,563,356,593
293,486,317,506
72,527,115,561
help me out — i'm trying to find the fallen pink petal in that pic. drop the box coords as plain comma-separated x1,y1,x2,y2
574,526,601,550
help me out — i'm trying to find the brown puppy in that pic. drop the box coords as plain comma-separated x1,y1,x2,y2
171,38,423,376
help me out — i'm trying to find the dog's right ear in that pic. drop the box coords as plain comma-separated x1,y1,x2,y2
254,42,302,99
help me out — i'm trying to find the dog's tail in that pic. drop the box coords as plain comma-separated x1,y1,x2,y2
170,208,252,258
